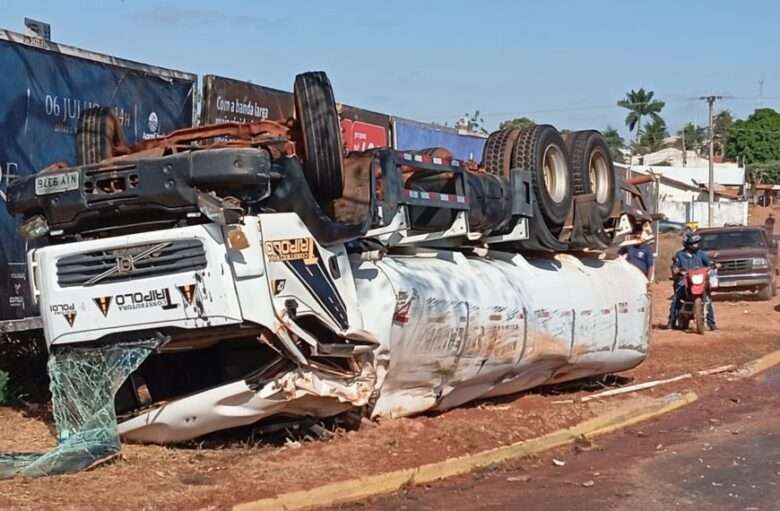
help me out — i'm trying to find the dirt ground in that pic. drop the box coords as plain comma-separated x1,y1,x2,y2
0,281,778,511
343,364,780,511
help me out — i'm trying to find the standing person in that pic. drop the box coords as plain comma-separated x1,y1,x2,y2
765,213,775,236
667,232,716,330
619,240,654,279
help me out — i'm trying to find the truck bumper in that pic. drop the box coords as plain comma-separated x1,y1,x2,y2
713,273,771,291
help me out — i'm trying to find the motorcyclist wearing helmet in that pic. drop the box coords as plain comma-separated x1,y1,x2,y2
667,232,716,330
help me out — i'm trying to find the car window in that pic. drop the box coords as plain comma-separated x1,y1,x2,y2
699,230,767,250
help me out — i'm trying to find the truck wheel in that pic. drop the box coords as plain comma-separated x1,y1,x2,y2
76,107,122,165
566,130,616,222
482,128,521,177
294,72,345,201
693,298,705,334
757,283,773,301
513,125,572,230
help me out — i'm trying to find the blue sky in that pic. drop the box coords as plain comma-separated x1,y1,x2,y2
3,0,779,137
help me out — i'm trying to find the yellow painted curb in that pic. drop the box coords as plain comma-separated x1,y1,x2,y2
233,391,697,511
741,349,780,378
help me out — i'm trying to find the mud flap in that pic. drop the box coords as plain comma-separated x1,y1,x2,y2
567,194,610,251
514,200,569,252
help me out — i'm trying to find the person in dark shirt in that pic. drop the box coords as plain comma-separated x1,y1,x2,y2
765,213,775,236
667,232,716,330
618,242,654,278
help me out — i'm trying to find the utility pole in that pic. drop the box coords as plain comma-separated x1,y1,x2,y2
700,95,722,227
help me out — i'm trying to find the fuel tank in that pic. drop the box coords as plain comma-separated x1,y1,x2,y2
352,249,650,418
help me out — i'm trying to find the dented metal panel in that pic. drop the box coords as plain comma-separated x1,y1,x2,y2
355,250,649,417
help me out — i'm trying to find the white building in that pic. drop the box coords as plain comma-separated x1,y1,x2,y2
616,163,749,226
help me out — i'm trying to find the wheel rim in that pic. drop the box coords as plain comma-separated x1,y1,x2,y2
589,149,610,204
542,145,567,203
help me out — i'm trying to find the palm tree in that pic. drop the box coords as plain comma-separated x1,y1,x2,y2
617,89,665,144
455,110,488,134
602,126,626,163
636,118,669,153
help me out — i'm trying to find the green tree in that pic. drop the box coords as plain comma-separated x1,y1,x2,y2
748,160,780,184
713,110,733,158
0,370,7,404
636,118,668,153
455,110,488,134
602,126,626,163
677,122,706,154
617,88,665,145
726,108,780,163
498,116,535,130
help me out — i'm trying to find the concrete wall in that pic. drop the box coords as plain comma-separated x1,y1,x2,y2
658,181,703,203
659,199,749,226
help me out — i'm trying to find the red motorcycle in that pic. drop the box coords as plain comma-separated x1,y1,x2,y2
675,267,711,334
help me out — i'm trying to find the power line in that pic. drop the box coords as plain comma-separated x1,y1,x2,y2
479,95,780,119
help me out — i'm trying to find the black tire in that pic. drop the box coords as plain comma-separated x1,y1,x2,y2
482,128,521,177
293,72,344,202
513,125,573,229
693,298,705,334
676,314,689,331
757,283,773,301
566,130,616,222
76,107,117,165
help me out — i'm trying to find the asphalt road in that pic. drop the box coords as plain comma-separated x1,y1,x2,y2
336,367,780,511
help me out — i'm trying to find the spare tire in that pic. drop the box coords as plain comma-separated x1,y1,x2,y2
293,72,344,201
76,107,123,165
482,128,521,177
513,125,572,230
567,130,616,222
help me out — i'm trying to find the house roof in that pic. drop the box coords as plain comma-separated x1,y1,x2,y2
628,164,745,186
615,163,741,199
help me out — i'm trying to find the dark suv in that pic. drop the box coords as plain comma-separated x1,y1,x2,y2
697,226,778,300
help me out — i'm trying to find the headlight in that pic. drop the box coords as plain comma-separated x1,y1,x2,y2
752,257,768,268
691,274,705,285
18,215,49,240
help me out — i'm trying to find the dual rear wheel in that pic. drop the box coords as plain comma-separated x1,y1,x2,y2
483,126,616,237
293,71,619,246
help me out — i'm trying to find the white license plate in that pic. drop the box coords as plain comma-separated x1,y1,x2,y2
718,281,737,287
35,171,79,196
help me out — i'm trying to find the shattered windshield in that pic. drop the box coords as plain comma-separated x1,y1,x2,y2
0,340,156,479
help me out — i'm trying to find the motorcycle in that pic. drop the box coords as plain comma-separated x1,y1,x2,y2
675,267,714,334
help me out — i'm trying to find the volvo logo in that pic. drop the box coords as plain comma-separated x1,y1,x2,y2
116,256,136,273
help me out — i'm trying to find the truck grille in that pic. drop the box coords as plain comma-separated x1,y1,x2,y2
57,239,207,287
719,258,750,273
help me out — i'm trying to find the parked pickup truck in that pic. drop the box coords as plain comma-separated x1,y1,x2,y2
698,225,778,300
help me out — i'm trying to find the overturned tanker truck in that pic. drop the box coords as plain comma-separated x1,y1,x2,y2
4,71,651,473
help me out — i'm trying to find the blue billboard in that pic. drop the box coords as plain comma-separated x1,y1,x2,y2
0,31,195,320
392,117,486,162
